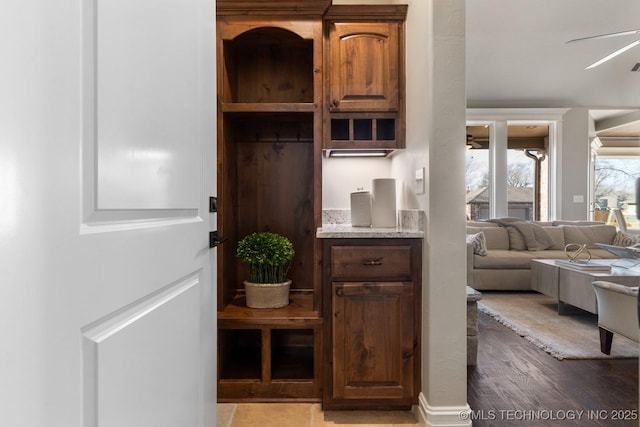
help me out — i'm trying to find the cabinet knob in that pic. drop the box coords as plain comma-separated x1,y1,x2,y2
336,288,344,297
332,99,339,107
362,258,383,266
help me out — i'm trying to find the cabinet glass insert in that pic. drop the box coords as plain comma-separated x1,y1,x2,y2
353,119,373,140
331,119,350,140
376,119,395,140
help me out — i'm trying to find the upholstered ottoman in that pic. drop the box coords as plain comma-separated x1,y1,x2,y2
467,286,482,365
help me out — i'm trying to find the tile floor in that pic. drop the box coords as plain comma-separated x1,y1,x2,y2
217,403,421,427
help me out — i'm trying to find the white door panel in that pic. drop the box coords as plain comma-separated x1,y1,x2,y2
1,0,217,426
92,0,200,211
83,273,201,427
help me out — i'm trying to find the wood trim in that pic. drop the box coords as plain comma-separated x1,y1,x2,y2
397,15,406,149
217,0,331,16
312,18,324,314
324,5,408,21
218,18,317,40
220,103,318,113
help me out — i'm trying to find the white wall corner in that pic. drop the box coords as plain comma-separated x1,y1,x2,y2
415,393,472,427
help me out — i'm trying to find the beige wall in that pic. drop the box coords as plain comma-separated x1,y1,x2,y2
321,158,390,208
410,0,469,423
560,108,591,220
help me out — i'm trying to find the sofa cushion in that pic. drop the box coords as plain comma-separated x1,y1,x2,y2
506,227,527,250
589,249,619,259
561,225,617,249
466,232,488,256
501,223,564,251
542,227,566,250
488,218,555,250
530,249,569,259
507,223,565,251
612,231,640,247
473,250,537,269
467,226,509,250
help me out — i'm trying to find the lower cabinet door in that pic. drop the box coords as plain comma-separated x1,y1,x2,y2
331,281,416,402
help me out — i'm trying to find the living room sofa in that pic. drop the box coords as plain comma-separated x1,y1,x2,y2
466,220,636,290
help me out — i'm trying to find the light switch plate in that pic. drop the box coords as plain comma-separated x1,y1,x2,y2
415,167,425,195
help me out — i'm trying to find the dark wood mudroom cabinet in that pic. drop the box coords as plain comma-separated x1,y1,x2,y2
215,0,411,405
215,0,327,402
322,238,422,410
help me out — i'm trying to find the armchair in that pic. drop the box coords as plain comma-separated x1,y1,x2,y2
592,281,639,354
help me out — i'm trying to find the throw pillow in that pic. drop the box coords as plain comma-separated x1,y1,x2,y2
466,232,488,256
612,231,640,247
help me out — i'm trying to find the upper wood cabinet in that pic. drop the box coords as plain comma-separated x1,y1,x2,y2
323,5,407,151
327,22,400,112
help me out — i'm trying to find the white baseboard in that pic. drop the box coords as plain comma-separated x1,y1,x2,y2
415,393,472,427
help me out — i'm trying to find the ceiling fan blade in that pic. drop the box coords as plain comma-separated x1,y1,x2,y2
585,39,640,69
567,29,640,44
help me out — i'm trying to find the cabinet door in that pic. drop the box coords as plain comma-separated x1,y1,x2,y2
331,281,415,401
328,22,399,111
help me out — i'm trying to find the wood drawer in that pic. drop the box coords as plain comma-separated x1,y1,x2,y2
330,245,412,279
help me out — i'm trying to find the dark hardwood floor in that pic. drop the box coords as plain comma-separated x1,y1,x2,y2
468,310,639,427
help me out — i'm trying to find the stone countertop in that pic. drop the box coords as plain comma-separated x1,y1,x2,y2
316,224,424,239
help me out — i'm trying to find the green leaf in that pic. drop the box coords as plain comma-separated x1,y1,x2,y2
236,232,295,283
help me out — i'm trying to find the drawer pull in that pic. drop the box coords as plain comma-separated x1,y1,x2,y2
362,257,383,266
336,288,344,297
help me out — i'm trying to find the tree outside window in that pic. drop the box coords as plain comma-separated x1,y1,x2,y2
594,157,640,229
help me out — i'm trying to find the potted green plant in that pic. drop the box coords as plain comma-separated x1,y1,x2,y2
236,231,295,309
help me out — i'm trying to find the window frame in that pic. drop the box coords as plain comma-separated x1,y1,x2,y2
466,108,568,220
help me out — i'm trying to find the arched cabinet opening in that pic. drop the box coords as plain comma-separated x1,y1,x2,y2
221,27,314,104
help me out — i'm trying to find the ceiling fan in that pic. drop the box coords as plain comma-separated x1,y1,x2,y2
566,29,640,69
466,134,483,149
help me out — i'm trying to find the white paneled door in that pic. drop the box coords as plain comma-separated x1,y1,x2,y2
0,1,216,426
